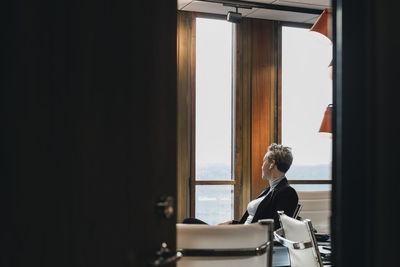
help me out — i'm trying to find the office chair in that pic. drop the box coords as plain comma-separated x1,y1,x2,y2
176,219,274,267
297,190,331,234
274,211,324,267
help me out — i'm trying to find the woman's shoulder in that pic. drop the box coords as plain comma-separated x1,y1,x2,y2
276,182,298,198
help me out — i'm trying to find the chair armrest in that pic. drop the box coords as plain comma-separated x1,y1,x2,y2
177,241,271,257
273,228,313,250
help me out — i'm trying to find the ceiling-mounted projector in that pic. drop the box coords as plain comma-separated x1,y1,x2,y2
227,10,242,23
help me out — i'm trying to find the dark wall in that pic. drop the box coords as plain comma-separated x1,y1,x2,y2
1,1,177,266
334,0,400,266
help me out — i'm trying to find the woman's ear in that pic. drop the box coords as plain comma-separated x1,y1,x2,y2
269,160,276,169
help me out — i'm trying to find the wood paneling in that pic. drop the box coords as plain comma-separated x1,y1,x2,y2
235,20,253,217
250,19,278,199
235,18,279,210
177,11,195,222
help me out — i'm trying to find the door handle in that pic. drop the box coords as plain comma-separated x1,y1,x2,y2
149,242,182,266
156,196,174,219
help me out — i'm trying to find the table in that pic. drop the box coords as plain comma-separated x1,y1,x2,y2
272,246,290,267
272,245,332,267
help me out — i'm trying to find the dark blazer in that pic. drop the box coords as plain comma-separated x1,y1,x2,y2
233,177,298,230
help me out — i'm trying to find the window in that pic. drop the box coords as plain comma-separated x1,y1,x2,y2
192,17,234,224
281,25,332,191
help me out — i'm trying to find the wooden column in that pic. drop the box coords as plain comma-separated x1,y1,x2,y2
236,18,278,204
176,11,195,222
250,19,278,199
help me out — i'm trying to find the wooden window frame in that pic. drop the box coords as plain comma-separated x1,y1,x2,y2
277,21,332,186
185,18,332,221
190,12,239,217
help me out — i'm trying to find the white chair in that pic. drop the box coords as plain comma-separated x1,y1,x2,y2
176,219,274,267
297,190,331,234
274,211,323,267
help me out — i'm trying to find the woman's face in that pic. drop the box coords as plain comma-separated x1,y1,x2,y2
262,153,272,180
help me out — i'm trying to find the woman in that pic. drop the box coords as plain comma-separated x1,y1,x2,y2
183,143,298,230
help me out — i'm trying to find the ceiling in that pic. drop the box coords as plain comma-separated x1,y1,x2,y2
177,0,331,24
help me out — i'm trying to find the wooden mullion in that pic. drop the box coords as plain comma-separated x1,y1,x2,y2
287,180,332,184
195,180,236,185
190,12,197,217
277,22,282,144
233,21,242,221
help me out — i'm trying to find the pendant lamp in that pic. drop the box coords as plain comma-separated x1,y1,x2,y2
310,8,332,41
319,104,332,134
311,8,333,135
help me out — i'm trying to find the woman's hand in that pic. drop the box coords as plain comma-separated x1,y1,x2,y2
218,220,233,225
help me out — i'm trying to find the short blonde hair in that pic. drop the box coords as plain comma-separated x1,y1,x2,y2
267,143,293,173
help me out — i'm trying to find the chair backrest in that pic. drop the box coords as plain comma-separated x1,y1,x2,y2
293,203,303,219
274,212,323,267
297,190,331,234
176,219,274,267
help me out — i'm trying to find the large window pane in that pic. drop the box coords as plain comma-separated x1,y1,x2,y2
281,26,332,182
195,185,234,225
195,18,233,181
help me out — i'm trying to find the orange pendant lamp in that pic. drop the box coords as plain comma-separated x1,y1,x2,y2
310,8,332,40
311,8,333,135
319,104,332,134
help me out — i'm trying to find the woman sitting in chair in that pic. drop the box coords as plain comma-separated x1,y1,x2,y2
183,143,298,230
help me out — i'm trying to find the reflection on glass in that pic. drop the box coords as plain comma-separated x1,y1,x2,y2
281,26,332,184
195,18,233,181
195,185,233,225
